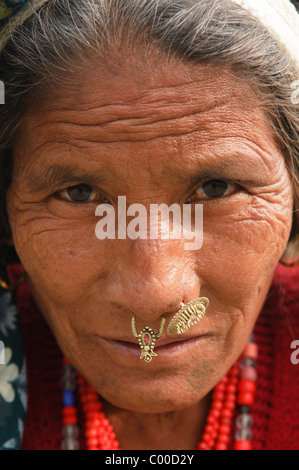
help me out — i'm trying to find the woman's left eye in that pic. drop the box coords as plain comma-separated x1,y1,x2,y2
58,184,96,203
193,179,238,200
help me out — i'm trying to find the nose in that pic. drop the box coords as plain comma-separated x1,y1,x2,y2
102,238,201,324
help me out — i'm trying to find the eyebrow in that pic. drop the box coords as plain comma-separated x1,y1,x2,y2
176,155,270,190
23,164,112,193
186,168,266,189
24,150,270,194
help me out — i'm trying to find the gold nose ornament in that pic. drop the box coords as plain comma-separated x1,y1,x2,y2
131,297,209,362
167,297,209,335
131,315,166,363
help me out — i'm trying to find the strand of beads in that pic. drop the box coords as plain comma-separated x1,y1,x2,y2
197,362,239,450
215,362,239,450
61,340,257,451
233,339,258,450
77,373,120,450
61,358,80,450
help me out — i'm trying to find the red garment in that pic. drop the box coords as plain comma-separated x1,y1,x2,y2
7,262,299,450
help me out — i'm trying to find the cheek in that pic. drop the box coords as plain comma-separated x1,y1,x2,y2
6,201,109,305
198,188,293,305
210,184,292,253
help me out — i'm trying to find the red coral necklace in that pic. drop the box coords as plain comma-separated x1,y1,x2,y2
61,340,258,450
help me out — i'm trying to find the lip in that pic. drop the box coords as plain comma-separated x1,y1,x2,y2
95,333,210,360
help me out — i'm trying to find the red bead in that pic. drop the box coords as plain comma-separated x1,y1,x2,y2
85,418,102,428
196,442,210,450
214,442,228,450
226,383,237,394
212,391,225,402
217,433,230,444
85,428,98,438
226,392,236,402
206,415,217,425
218,424,231,435
111,441,120,450
214,422,220,432
241,366,257,382
86,437,99,449
62,357,70,365
62,406,77,416
221,409,233,419
210,408,221,418
223,399,236,411
201,434,215,448
237,392,255,407
230,376,239,385
204,424,215,435
83,402,102,412
63,415,77,425
220,417,231,426
243,343,258,360
197,442,211,450
212,400,223,410
85,411,102,420
219,375,229,384
233,440,252,450
80,392,99,403
214,382,226,392
229,365,239,377
238,380,257,394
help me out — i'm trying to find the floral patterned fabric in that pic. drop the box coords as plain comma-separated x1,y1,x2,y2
0,256,27,450
0,0,32,451
0,0,30,30
0,1,30,22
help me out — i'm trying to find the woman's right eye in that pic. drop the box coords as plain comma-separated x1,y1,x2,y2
57,184,97,203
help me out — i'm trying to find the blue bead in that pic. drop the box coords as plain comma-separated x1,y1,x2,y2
63,389,74,407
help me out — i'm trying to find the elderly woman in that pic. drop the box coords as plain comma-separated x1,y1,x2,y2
0,0,298,451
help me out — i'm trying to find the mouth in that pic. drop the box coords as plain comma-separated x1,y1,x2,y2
96,333,210,360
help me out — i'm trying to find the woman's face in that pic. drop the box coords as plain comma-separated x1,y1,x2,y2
6,54,293,413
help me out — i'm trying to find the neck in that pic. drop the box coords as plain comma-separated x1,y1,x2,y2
103,394,211,450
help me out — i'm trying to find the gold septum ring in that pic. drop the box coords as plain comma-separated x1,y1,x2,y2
131,315,166,363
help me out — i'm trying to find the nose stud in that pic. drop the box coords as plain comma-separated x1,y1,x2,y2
167,297,209,335
131,315,166,363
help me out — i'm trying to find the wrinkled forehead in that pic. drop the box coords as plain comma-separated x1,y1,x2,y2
9,53,288,208
20,46,262,110
15,54,271,149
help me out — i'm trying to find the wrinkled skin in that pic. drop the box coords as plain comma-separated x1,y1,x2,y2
6,52,293,449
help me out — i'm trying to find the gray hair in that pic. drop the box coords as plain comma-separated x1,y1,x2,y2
0,0,298,254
